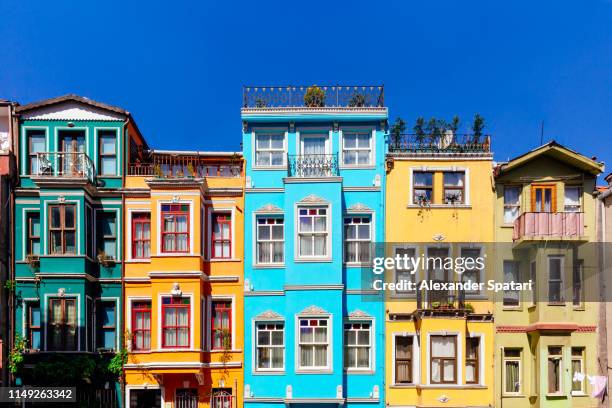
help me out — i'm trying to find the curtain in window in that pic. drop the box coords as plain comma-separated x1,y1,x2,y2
504,187,520,223
176,215,188,252
301,346,313,367
177,307,189,346
303,137,326,155
548,358,560,392
505,361,520,392
49,301,62,349
135,311,151,350
164,308,177,346
66,301,77,350
431,337,455,383
314,345,327,366
164,216,175,251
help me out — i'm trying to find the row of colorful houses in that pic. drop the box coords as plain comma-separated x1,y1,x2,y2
0,86,610,408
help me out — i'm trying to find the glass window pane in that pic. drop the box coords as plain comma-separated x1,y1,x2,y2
101,157,116,175
414,172,432,186
100,135,116,154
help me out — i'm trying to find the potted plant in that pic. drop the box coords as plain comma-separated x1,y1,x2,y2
97,251,115,267
445,193,461,205
413,117,426,144
431,301,441,309
25,254,40,268
463,303,475,313
304,85,326,107
348,92,367,107
416,195,431,207
153,164,163,178
255,98,267,108
472,113,485,143
187,163,196,178
390,117,406,149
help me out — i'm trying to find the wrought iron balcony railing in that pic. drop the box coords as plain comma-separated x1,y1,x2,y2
513,212,585,241
417,284,466,310
129,163,241,178
34,152,95,183
389,133,491,154
242,85,385,108
288,154,339,178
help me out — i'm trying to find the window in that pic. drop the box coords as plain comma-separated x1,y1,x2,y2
132,213,151,259
132,301,151,351
211,301,232,350
430,335,457,384
413,172,433,205
573,260,583,307
98,130,117,175
395,247,416,295
548,346,563,394
86,206,93,258
344,322,371,370
344,217,371,263
87,297,94,351
298,318,329,369
27,130,46,175
571,347,585,394
162,297,190,348
503,261,520,306
161,204,189,253
49,204,76,255
212,213,232,259
548,257,564,303
532,185,555,212
427,247,452,305
461,248,481,295
564,186,582,212
394,336,413,384
443,171,465,204
342,132,372,165
297,207,328,258
48,298,77,351
255,133,285,166
504,348,522,394
256,323,284,370
530,261,537,306
26,213,41,256
211,388,233,408
503,186,521,223
466,337,480,384
256,217,283,264
96,300,116,350
26,303,41,350
96,212,117,259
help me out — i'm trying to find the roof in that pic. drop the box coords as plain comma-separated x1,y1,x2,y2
152,149,242,157
495,140,604,177
15,94,128,115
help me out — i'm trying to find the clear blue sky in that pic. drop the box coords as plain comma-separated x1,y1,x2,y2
1,0,611,179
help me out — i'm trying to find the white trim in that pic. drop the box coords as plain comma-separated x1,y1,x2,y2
252,130,288,170
252,318,286,373
21,126,49,176
253,212,285,267
21,207,39,260
206,206,236,260
295,309,333,373
94,127,120,176
43,293,81,352
206,294,236,351
466,332,485,386
502,347,523,396
94,207,121,261
126,208,151,261
339,128,376,168
425,331,462,385
43,199,81,256
95,296,120,351
294,201,332,261
126,296,152,352
391,331,420,386
157,199,194,256
157,292,195,350
343,315,375,373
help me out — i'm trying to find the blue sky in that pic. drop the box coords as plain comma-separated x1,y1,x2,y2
1,0,611,178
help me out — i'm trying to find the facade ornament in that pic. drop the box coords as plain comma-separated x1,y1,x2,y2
298,194,328,205
299,305,329,315
347,203,373,213
255,204,283,213
432,234,446,242
58,288,65,297
348,309,373,319
171,282,182,297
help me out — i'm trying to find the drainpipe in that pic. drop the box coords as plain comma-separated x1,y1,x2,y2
597,189,609,408
119,115,129,408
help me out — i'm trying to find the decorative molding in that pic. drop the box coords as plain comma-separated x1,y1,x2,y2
297,194,329,205
299,305,329,315
255,310,284,320
347,202,373,213
255,203,283,214
348,309,373,319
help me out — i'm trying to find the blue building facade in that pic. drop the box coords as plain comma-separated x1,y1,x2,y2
242,86,387,408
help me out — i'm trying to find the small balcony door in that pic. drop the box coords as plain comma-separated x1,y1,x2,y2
60,131,85,176
531,185,556,213
299,134,330,177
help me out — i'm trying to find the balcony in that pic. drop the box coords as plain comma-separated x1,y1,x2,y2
242,85,384,108
128,152,242,178
32,152,95,184
287,154,339,178
513,212,585,243
388,133,491,156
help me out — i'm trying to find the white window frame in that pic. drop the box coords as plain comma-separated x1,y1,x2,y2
503,348,522,396
158,200,194,256
442,170,466,205
157,292,195,351
460,246,483,296
564,185,582,213
427,332,460,385
343,319,373,372
343,215,372,265
547,346,564,396
255,216,284,266
503,185,521,224
295,205,331,261
255,321,285,372
340,129,375,167
126,296,152,352
206,295,236,352
548,256,565,304
392,332,419,385
503,260,521,308
392,245,418,297
206,206,236,260
126,209,152,261
571,347,586,395
299,133,330,156
253,131,287,168
465,334,484,386
295,314,332,372
95,127,120,176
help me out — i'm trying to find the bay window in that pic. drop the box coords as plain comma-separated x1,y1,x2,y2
297,207,328,258
27,130,46,175
161,204,189,253
548,256,564,303
344,217,371,263
212,213,232,259
162,297,190,348
344,322,371,370
49,204,76,255
132,301,151,351
211,300,232,350
48,298,77,351
256,217,283,264
27,213,41,256
26,303,41,350
256,323,284,370
298,318,329,369
503,261,520,306
430,335,457,384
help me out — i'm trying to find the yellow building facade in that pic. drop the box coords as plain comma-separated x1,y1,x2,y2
123,150,244,408
385,136,495,408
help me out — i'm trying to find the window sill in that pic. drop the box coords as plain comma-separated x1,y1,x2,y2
502,394,525,398
573,306,586,311
547,302,566,306
253,370,285,375
252,166,287,171
344,369,374,375
390,384,417,389
406,204,472,209
294,258,332,263
502,306,522,311
339,165,375,170
253,263,285,269
344,263,372,268
296,368,333,374
572,392,587,397
208,349,242,353
209,258,241,262
156,253,192,257
501,224,515,228
546,393,567,399
125,259,151,264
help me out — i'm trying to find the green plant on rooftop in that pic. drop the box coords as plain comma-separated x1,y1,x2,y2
390,117,406,148
472,113,485,142
348,92,367,107
304,85,326,107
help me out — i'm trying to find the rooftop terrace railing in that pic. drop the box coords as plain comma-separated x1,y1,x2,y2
242,85,385,108
128,153,242,178
389,133,491,154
